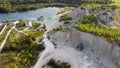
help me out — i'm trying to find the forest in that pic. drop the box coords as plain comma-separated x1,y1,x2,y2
0,0,112,4
0,0,113,13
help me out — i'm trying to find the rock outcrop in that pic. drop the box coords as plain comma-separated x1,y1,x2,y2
67,7,120,27
67,7,86,20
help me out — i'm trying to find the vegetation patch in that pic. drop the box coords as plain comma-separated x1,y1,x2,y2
64,21,70,24
16,19,41,29
0,3,69,13
81,4,118,11
46,59,71,68
75,23,120,45
59,15,72,22
0,29,45,68
80,14,98,24
0,0,119,13
52,27,63,32
111,0,120,7
16,19,25,28
32,22,41,29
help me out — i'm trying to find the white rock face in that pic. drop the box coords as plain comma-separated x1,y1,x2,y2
48,28,120,68
97,12,112,25
67,7,86,20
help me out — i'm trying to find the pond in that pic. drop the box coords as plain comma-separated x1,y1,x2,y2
0,7,61,23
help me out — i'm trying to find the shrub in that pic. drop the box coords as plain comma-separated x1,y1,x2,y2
59,15,72,21
64,21,70,24
47,59,71,68
81,14,98,24
16,19,25,28
53,27,63,32
32,22,41,29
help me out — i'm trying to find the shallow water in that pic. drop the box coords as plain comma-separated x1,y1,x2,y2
0,7,60,23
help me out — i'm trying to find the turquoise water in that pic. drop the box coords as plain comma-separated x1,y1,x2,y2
0,7,60,23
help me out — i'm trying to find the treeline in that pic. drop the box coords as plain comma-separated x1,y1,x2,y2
0,0,113,4
0,3,69,13
0,0,113,13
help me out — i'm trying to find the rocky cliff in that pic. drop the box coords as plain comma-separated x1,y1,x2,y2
67,7,120,27
48,28,120,68
47,7,120,68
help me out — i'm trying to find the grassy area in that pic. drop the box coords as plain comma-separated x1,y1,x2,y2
0,29,45,68
81,3,118,11
32,22,41,29
111,0,120,7
75,23,120,45
81,3,101,9
80,0,120,10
